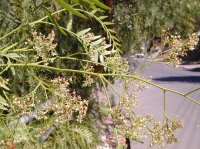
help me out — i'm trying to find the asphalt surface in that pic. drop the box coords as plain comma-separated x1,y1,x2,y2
127,58,200,149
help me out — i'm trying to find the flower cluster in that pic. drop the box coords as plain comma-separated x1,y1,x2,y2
148,118,184,148
43,77,88,123
111,106,153,142
111,105,183,148
12,94,35,116
105,57,129,74
164,33,199,65
118,75,147,111
81,64,94,87
27,30,57,65
12,77,88,124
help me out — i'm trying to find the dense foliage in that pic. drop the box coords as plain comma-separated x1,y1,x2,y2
112,0,200,53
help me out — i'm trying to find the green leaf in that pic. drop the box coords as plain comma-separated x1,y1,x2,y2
12,48,30,52
0,105,7,110
0,43,10,51
103,22,114,25
90,38,104,47
103,49,116,55
0,57,3,63
77,28,91,36
90,5,102,11
111,36,120,42
92,35,101,40
43,7,67,36
66,14,73,31
91,0,111,10
71,0,80,3
81,0,93,6
99,16,108,20
0,95,8,106
114,42,121,46
107,29,117,34
103,44,112,50
0,95,6,103
1,43,18,53
55,0,87,19
7,59,15,75
6,53,21,58
90,10,98,15
0,81,9,90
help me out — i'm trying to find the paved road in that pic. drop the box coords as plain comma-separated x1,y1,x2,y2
127,58,200,149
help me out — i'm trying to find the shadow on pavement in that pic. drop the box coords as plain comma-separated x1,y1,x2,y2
187,68,200,72
153,76,200,83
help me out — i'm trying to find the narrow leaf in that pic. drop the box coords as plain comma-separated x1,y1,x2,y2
43,7,67,35
7,59,15,75
90,38,104,47
0,82,9,90
90,10,98,15
103,22,114,25
99,16,108,20
2,43,18,53
0,105,7,110
12,48,30,52
6,53,21,58
0,95,9,106
55,0,87,19
114,42,121,46
112,36,120,42
77,28,91,36
92,0,111,10
103,49,116,55
92,35,101,40
108,29,117,34
0,95,6,103
71,0,80,3
77,0,94,7
103,44,112,50
66,14,73,31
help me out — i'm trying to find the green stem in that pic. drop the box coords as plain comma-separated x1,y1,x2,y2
101,76,122,105
0,63,199,105
60,56,110,68
185,88,200,96
0,26,22,41
164,90,166,118
99,75,112,109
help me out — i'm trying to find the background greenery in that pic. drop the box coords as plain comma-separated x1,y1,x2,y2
112,0,200,54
